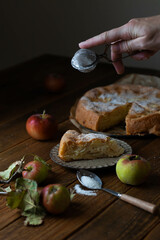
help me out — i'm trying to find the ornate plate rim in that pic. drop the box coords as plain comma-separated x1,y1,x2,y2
50,139,132,169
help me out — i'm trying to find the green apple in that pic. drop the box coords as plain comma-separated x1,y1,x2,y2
116,154,151,185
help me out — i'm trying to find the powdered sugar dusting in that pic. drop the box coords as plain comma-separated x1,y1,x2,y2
117,74,160,89
81,85,160,113
130,102,146,114
77,132,108,141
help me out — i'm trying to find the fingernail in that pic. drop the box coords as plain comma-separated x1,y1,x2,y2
79,42,85,47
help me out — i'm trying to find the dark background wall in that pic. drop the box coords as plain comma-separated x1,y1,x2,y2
0,0,160,71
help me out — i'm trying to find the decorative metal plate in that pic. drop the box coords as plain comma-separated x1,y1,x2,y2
50,140,132,170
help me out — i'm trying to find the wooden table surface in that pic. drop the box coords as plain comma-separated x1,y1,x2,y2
0,55,160,240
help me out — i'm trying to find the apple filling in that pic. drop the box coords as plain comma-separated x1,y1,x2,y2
58,130,124,161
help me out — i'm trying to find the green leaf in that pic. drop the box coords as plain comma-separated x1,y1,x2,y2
4,186,12,192
0,186,12,195
0,156,25,182
7,177,46,226
7,190,26,209
21,191,39,212
15,178,39,211
15,177,37,191
70,188,76,201
33,155,51,170
22,211,45,226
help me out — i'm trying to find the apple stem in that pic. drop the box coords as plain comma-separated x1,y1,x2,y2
129,155,138,161
49,186,57,194
22,168,28,171
42,110,46,119
23,167,32,172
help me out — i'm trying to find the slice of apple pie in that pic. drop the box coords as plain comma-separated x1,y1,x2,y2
58,130,124,161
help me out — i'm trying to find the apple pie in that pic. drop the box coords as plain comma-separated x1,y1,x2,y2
58,130,124,161
75,84,160,135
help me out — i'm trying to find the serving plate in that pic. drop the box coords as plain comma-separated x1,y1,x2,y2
50,139,132,170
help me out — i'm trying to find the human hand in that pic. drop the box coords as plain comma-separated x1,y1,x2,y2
79,15,160,74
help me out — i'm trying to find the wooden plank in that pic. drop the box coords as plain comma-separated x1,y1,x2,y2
0,196,20,231
67,195,159,240
143,223,160,240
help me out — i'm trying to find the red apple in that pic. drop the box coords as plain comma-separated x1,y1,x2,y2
22,160,49,184
42,184,70,214
26,111,57,140
116,154,151,185
44,73,65,93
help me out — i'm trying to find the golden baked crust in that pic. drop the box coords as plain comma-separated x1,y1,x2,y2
126,102,160,135
75,84,160,135
58,130,124,161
